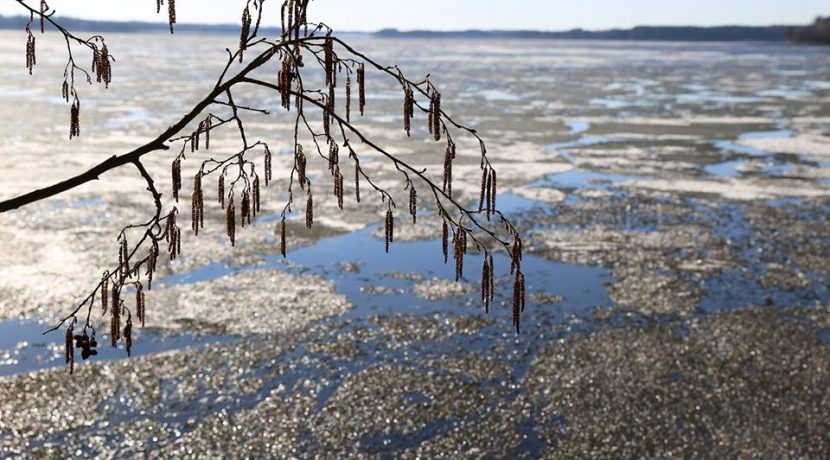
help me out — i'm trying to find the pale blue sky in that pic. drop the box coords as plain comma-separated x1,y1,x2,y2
1,0,826,31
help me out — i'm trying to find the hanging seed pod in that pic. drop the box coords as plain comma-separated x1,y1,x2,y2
168,0,176,33
264,146,272,185
442,220,449,264
65,324,74,374
226,194,236,246
124,313,133,357
101,273,109,313
345,75,352,122
279,218,287,257
69,98,80,139
296,146,307,190
239,5,251,61
172,157,182,202
384,208,394,253
305,187,314,229
409,187,417,223
357,65,366,116
25,27,36,75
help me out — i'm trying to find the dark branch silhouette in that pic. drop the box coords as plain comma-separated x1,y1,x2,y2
2,0,526,374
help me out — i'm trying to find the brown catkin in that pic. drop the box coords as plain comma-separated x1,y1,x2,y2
26,28,36,75
218,174,225,208
241,191,251,227
432,92,442,141
384,208,394,253
124,314,133,357
93,44,111,88
61,80,69,101
65,325,74,374
172,157,182,202
443,143,454,196
264,146,272,185
510,234,523,274
101,273,109,313
136,283,145,327
490,169,497,214
479,167,488,212
69,98,80,139
111,296,120,347
254,175,261,214
345,75,352,122
481,254,491,313
305,187,314,229
442,220,449,264
354,159,361,203
357,65,366,115
513,269,525,333
409,187,417,223
324,37,335,86
192,174,204,235
453,229,465,281
226,195,236,246
239,5,251,61
279,218,287,257
403,86,414,136
168,0,176,33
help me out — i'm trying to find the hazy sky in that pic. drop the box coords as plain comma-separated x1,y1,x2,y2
2,0,826,31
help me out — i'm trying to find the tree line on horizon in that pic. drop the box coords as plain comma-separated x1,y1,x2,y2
787,17,830,44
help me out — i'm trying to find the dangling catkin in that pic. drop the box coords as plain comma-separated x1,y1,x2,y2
65,325,74,374
305,187,314,229
384,208,394,253
279,218,287,257
409,187,417,223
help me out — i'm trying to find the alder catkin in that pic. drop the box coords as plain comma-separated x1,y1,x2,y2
305,187,314,229
357,65,366,115
345,75,352,122
168,0,176,33
354,160,361,203
453,229,465,281
384,208,394,253
296,145,307,190
111,297,121,347
239,5,251,61
443,143,454,196
172,157,182,202
136,283,145,327
409,187,417,223
101,273,109,313
124,314,133,357
65,325,74,374
26,28,36,75
442,220,449,264
226,195,236,246
69,98,80,139
218,174,225,208
264,146,272,185
512,269,526,333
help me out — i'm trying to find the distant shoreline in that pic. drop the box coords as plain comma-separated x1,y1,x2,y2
0,15,811,43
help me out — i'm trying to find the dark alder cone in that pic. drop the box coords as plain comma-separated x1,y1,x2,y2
239,5,251,61
409,187,417,223
172,157,182,202
25,28,36,75
69,98,80,139
226,195,237,246
124,314,133,357
357,65,366,116
101,273,109,314
65,324,74,374
279,218,287,257
442,220,449,264
218,174,226,209
384,208,394,253
264,146,273,185
305,187,314,229
168,0,176,33
345,75,352,122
